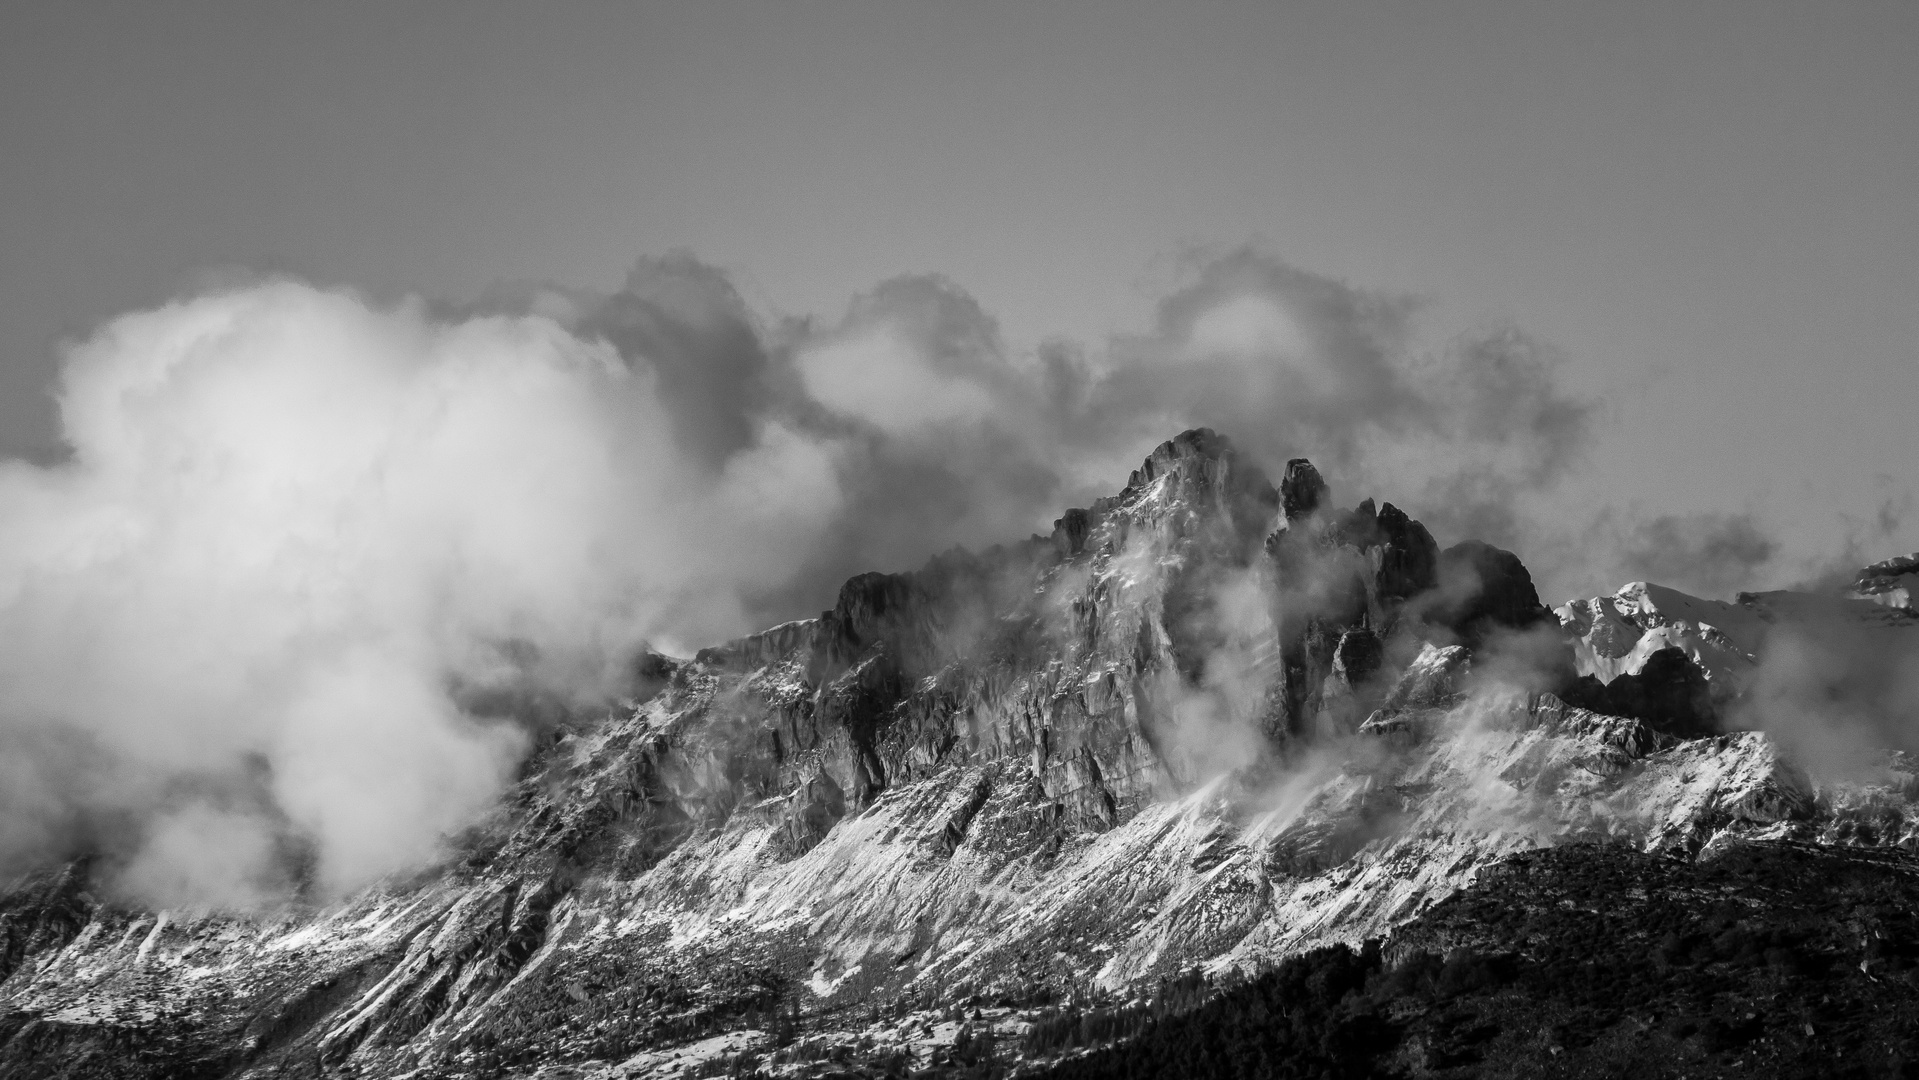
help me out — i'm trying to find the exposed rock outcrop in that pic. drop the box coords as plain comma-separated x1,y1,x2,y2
1429,540,1552,648
1558,646,1718,739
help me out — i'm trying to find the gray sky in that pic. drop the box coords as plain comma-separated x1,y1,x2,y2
4,0,1916,588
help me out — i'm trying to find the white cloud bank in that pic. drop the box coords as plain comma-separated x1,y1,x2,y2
0,282,842,905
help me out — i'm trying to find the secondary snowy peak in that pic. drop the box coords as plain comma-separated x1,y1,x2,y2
1556,580,1768,689
1851,552,1918,610
1555,575,1919,739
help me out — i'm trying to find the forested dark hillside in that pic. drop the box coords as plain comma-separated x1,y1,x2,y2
1041,843,1919,1080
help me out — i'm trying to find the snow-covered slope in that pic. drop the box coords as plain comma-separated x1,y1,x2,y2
1555,580,1769,690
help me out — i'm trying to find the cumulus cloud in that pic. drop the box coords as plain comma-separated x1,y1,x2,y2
1734,614,1919,779
0,281,842,905
580,252,773,470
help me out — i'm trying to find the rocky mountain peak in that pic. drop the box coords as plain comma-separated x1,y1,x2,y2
1118,428,1277,522
1279,458,1331,522
1428,540,1552,648
1051,428,1278,566
1121,426,1242,484
1853,552,1919,610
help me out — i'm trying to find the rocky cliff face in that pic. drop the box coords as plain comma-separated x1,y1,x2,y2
2,429,1916,1079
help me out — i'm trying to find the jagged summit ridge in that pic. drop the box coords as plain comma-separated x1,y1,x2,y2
1277,457,1330,522
1049,428,1277,562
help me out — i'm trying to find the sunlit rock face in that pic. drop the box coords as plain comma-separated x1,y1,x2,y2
3,429,1918,1079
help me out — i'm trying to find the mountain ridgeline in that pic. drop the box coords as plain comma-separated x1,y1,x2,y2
4,428,1918,1079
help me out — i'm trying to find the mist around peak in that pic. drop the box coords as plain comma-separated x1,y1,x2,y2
0,247,1897,912
1552,574,1919,790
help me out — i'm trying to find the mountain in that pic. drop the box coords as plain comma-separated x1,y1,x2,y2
1556,575,1919,738
1854,553,1919,610
3,428,1918,1079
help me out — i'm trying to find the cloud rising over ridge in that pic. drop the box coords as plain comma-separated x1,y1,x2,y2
0,247,1615,908
0,280,846,904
